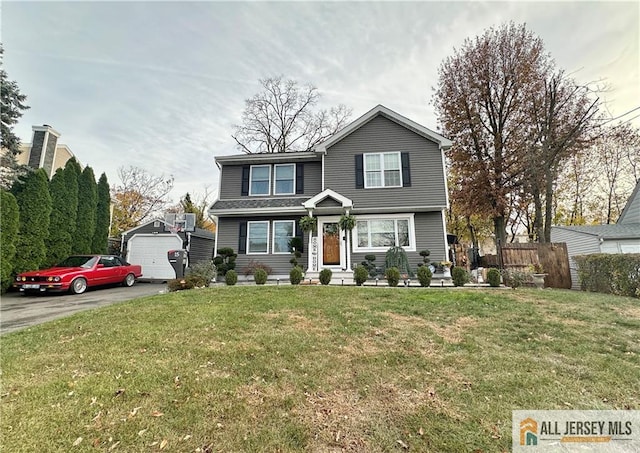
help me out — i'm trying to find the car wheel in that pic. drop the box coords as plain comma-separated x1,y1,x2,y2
123,273,136,287
70,277,87,294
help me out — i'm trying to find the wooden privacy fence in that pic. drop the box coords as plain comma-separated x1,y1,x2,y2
500,242,571,289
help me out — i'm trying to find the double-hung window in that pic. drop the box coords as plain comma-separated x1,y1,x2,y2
249,165,270,196
274,164,295,195
272,220,295,253
355,216,414,251
364,152,401,188
247,221,269,254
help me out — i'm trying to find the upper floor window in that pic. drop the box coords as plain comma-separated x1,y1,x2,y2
274,164,295,195
364,152,402,188
249,165,270,196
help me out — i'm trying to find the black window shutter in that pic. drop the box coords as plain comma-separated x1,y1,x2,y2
295,221,303,253
238,222,247,254
355,154,364,189
241,166,250,196
401,153,411,187
296,163,304,194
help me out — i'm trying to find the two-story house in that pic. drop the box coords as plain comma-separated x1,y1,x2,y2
209,105,452,282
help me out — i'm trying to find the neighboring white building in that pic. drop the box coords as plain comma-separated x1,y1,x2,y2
551,182,640,289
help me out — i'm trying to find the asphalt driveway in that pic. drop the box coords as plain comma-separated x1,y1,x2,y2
0,282,166,335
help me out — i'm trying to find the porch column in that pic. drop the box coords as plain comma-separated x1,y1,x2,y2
345,209,352,271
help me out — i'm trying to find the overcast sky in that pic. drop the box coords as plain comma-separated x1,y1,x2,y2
3,1,638,202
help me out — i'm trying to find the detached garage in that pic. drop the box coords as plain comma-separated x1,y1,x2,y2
122,219,216,281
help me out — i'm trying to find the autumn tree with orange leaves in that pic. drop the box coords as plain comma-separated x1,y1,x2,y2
110,166,174,236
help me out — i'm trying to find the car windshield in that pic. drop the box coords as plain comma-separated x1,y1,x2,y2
55,256,98,268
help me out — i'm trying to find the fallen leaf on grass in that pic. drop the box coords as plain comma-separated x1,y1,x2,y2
418,428,424,436
138,429,147,436
160,439,168,449
109,441,120,450
73,437,83,446
397,439,409,449
151,411,164,417
129,406,142,417
114,388,125,397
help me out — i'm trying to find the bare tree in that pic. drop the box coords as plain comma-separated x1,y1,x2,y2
434,22,551,248
593,124,636,223
525,71,600,241
110,166,174,236
232,76,351,153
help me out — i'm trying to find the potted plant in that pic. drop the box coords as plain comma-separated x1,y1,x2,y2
528,263,546,289
299,215,317,234
437,260,452,278
338,214,356,231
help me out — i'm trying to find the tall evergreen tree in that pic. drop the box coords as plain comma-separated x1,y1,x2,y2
92,172,111,254
73,166,97,254
64,158,81,242
45,168,73,266
0,45,30,190
1,190,19,292
11,169,52,273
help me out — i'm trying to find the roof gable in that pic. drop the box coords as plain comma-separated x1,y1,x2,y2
618,181,640,224
303,189,353,210
314,104,452,153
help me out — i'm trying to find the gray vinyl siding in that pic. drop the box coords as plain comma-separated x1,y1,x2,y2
219,161,322,200
188,235,216,265
217,216,308,277
351,211,447,274
618,184,640,224
324,115,447,210
550,227,601,290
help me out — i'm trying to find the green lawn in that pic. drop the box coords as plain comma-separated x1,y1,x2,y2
1,287,639,452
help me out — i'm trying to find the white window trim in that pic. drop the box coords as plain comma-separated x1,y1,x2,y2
249,165,271,196
247,221,270,254
363,152,402,189
353,214,416,252
272,220,296,254
273,164,296,195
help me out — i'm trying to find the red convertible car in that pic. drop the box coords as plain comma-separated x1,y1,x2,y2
14,255,143,295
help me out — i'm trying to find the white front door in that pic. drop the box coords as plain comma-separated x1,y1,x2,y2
318,217,345,270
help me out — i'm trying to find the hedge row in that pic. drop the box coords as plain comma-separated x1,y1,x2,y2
574,253,640,298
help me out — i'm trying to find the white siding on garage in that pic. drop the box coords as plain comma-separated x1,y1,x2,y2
127,234,184,280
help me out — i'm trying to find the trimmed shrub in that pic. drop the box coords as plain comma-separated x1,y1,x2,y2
290,266,303,285
417,265,432,287
73,166,97,254
92,172,111,254
254,268,268,285
574,253,640,298
319,268,332,285
487,268,501,287
214,248,237,277
225,270,238,286
451,266,470,287
385,267,401,287
354,265,369,286
361,254,378,278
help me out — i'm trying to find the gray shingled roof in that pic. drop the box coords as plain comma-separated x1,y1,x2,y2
210,197,308,211
553,223,640,239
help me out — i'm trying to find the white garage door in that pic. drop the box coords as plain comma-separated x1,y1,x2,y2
127,234,184,280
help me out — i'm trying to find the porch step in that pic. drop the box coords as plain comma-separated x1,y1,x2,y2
304,270,354,285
